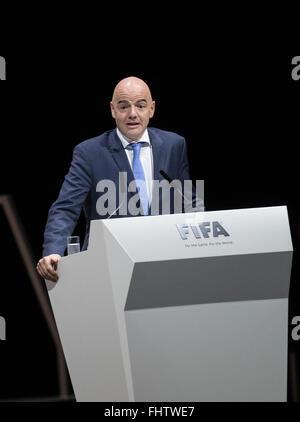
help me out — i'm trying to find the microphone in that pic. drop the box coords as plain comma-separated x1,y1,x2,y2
159,169,190,212
159,170,203,213
159,170,189,201
107,172,127,219
159,169,173,184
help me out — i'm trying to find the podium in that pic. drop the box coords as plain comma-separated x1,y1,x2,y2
47,206,293,401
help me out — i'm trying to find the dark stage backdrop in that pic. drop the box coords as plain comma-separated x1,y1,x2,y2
0,49,299,402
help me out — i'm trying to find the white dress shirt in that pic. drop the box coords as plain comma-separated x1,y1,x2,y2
116,128,153,204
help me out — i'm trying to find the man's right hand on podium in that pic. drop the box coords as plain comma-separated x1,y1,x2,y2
36,254,61,282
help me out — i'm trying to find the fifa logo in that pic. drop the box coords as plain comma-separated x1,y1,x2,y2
0,56,6,80
176,221,230,240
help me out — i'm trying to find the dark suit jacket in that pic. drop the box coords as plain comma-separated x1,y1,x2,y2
42,127,203,256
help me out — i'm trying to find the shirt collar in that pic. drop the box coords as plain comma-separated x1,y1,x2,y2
116,127,150,149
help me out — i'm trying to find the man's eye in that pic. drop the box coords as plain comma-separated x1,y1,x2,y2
137,104,146,109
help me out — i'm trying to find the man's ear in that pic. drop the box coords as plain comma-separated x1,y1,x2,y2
110,102,116,119
150,100,156,118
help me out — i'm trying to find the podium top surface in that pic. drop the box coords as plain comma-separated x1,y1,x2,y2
89,206,293,262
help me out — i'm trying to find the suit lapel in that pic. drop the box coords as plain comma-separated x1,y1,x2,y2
109,128,165,184
108,128,165,214
148,128,166,215
108,129,135,186
148,128,164,182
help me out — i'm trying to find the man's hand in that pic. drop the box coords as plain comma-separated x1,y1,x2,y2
36,254,62,282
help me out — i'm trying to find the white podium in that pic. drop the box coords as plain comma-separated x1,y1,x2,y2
47,206,293,402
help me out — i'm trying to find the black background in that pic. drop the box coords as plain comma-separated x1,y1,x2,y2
0,16,299,411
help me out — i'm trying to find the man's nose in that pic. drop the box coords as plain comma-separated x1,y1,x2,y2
129,105,138,118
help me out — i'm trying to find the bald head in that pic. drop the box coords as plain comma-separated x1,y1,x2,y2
110,76,155,141
112,76,153,103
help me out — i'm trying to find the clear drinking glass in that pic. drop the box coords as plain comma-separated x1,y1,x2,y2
67,236,80,255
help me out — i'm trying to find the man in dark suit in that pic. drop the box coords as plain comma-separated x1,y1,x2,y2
37,77,204,282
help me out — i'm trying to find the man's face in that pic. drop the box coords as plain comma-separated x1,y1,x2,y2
110,80,155,141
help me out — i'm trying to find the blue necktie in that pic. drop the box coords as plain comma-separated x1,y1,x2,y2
131,142,149,215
